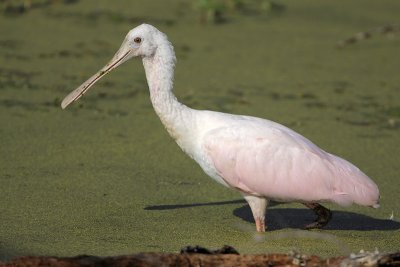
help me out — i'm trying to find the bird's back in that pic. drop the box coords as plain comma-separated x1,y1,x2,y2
198,111,379,207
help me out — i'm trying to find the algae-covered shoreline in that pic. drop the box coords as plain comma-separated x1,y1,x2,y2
1,0,399,260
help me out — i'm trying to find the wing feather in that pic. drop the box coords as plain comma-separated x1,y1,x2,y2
203,121,379,206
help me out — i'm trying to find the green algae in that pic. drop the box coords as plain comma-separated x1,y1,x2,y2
0,0,399,260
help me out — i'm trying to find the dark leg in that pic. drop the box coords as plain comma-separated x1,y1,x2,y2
302,202,332,229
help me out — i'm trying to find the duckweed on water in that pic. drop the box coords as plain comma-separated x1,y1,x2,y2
0,0,399,260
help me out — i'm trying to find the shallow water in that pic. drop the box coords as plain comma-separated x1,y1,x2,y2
0,0,399,260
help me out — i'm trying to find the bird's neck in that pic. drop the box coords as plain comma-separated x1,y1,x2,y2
142,43,194,143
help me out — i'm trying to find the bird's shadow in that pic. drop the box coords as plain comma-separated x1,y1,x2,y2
145,199,400,231
234,204,400,231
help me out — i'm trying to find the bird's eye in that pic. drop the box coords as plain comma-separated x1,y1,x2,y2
134,37,142,44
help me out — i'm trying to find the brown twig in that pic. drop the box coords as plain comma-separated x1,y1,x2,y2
0,246,399,267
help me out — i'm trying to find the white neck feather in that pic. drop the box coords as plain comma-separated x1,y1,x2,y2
142,37,194,143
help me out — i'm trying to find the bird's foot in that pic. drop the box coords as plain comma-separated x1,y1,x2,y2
243,195,268,232
303,202,332,230
255,217,266,232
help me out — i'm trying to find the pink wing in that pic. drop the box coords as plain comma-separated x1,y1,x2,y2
203,121,379,207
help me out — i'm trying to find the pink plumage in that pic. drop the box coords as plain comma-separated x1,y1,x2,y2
204,116,379,207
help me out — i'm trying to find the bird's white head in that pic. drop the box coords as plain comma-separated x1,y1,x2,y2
124,23,163,58
61,23,168,109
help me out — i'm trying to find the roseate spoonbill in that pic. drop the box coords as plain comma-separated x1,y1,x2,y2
61,24,380,232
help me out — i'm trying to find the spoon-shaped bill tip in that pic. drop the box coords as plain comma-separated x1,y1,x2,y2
60,48,133,109
60,70,103,109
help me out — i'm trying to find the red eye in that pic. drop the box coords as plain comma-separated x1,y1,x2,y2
134,37,142,44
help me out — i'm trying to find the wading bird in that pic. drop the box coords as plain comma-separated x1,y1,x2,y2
61,24,380,232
